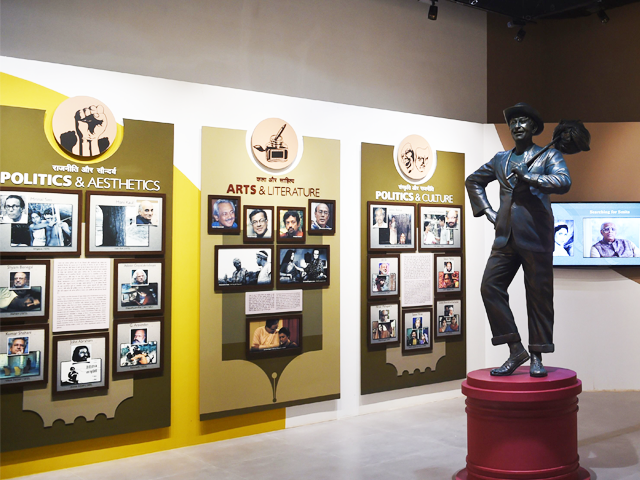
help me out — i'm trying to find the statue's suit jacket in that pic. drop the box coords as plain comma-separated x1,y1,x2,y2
465,145,572,253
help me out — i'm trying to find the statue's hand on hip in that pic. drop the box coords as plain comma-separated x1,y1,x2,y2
484,208,497,226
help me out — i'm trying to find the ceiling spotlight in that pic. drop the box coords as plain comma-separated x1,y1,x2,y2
428,0,438,21
597,9,609,23
515,28,526,42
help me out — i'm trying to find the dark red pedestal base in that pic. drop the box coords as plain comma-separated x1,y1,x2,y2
455,367,590,480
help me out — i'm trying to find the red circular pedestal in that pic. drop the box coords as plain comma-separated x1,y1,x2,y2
456,367,590,480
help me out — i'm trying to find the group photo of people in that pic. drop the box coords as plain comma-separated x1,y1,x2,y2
404,312,431,350
0,263,48,319
278,247,328,286
420,206,461,249
248,316,301,356
369,204,415,249
369,304,399,345
216,247,273,289
0,327,46,385
120,342,157,367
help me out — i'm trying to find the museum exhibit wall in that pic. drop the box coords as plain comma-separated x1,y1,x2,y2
0,0,487,123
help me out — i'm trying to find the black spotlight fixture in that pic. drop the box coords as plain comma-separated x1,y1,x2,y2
428,0,438,21
597,9,609,24
515,28,526,42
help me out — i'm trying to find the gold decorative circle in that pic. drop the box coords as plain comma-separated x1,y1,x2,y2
251,118,299,171
396,134,435,182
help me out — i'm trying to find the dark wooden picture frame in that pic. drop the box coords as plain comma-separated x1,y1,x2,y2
85,191,166,256
367,301,400,347
0,323,49,389
276,245,330,290
401,307,433,353
113,258,165,317
367,201,416,252
434,253,463,295
207,195,241,235
435,298,463,339
418,204,463,252
246,314,302,359
52,331,109,394
243,205,274,243
367,254,400,300
112,317,164,378
214,245,274,293
276,206,306,244
0,259,50,323
0,187,82,257
308,199,336,235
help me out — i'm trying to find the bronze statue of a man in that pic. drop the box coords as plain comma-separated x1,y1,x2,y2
466,103,571,377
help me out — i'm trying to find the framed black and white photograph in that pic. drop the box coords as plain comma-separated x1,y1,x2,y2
208,195,241,235
214,245,274,293
85,192,165,256
113,318,163,377
435,254,462,294
246,315,302,359
0,324,49,387
0,260,50,322
308,199,336,235
367,302,400,347
435,299,462,338
402,308,433,353
276,245,330,289
53,332,109,394
113,258,164,316
367,254,399,300
418,205,463,251
0,188,82,257
243,205,274,243
277,207,306,244
367,202,416,252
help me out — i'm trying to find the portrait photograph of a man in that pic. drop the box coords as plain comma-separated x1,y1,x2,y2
0,324,48,386
277,207,306,243
114,318,163,376
114,259,164,316
208,196,240,234
243,206,273,242
585,218,640,258
308,200,336,235
54,333,108,393
0,261,49,320
1,194,29,224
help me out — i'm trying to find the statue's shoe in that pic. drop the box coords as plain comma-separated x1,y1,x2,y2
490,350,530,376
530,354,548,377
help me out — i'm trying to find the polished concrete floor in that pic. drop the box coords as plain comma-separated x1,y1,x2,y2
16,391,640,480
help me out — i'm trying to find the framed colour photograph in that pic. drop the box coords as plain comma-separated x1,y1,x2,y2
0,324,49,387
308,199,336,235
214,245,274,293
113,258,164,317
276,245,330,289
0,260,50,323
367,202,416,252
276,207,306,244
85,192,165,256
418,204,463,251
243,205,274,243
367,254,399,300
246,314,302,359
367,302,400,347
0,188,82,257
435,299,462,339
402,307,433,353
53,332,109,394
208,195,241,235
434,254,462,294
113,317,163,377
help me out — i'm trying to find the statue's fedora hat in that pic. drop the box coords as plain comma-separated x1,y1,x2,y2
503,103,544,136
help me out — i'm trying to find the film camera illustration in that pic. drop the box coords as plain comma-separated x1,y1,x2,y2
253,124,290,162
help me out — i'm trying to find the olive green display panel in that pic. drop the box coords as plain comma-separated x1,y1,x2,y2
360,143,466,395
0,106,173,452
200,128,340,419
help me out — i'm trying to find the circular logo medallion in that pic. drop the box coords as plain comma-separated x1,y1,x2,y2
52,96,118,158
251,118,299,171
395,134,436,183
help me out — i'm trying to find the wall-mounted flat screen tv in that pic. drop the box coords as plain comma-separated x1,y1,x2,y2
551,202,640,267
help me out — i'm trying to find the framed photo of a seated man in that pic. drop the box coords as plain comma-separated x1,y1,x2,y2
402,308,433,353
367,202,416,252
53,332,109,394
85,192,165,256
113,258,164,317
113,317,163,378
243,205,274,243
435,299,462,339
0,188,82,257
214,245,274,293
367,302,400,347
367,254,399,300
276,245,330,290
277,207,306,244
246,315,302,359
0,324,49,387
418,205,462,251
308,199,336,236
0,260,50,323
434,254,462,294
208,195,241,235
